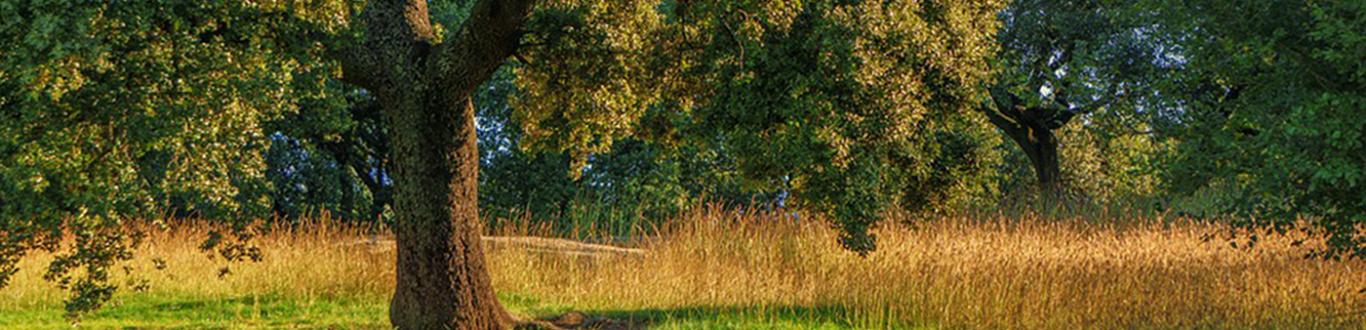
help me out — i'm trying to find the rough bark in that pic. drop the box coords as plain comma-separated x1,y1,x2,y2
339,0,536,328
386,96,511,329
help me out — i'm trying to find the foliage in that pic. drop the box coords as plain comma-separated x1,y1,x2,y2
1160,0,1365,258
484,60,693,235
982,0,1183,201
512,0,668,172
648,0,1007,252
0,0,357,315
1053,122,1171,204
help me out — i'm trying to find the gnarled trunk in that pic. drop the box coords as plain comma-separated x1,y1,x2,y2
336,0,538,328
385,94,510,329
982,88,1067,194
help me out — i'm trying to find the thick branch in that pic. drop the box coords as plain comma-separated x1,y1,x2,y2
982,105,1027,139
348,0,439,95
429,0,536,97
988,84,1027,120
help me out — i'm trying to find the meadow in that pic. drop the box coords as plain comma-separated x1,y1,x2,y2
2,208,1362,329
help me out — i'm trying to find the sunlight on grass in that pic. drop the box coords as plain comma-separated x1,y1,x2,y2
2,208,1363,329
0,294,388,329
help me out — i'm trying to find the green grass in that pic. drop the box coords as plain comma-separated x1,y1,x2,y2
1,293,875,329
0,294,388,329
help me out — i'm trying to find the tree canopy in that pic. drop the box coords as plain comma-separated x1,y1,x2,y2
0,1,357,312
634,0,1007,252
1,0,1362,326
1159,0,1364,259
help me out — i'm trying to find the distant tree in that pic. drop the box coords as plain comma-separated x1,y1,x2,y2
1159,0,1364,258
982,0,1179,194
265,87,392,223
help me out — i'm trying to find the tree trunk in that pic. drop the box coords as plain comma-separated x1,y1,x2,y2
981,102,1064,194
1019,124,1061,192
338,1,536,328
385,93,511,329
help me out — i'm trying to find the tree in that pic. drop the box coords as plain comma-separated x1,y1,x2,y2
266,0,663,327
1159,0,1364,258
265,87,392,223
522,0,1008,253
982,0,1178,193
334,0,537,325
1,1,343,314
2,0,661,328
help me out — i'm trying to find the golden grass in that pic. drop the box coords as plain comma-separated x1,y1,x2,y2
1,220,394,312
3,208,1363,329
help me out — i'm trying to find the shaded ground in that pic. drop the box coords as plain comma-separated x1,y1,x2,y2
532,311,643,330
545,305,865,330
0,295,865,329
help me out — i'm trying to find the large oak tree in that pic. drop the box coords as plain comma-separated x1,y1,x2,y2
338,0,535,327
1,0,659,328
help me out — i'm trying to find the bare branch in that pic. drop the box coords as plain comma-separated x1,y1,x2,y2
983,85,1029,137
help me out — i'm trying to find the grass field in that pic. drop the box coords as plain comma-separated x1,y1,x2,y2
2,208,1362,329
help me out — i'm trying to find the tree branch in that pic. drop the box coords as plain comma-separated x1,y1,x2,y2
428,0,536,98
983,85,1029,138
982,106,1028,139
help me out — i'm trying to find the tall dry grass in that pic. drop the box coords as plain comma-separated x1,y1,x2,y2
1,219,395,312
492,208,1364,328
3,208,1363,328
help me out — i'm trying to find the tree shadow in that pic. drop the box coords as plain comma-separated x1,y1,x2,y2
537,304,854,329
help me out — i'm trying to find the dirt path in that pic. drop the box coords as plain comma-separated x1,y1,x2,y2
340,236,647,258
